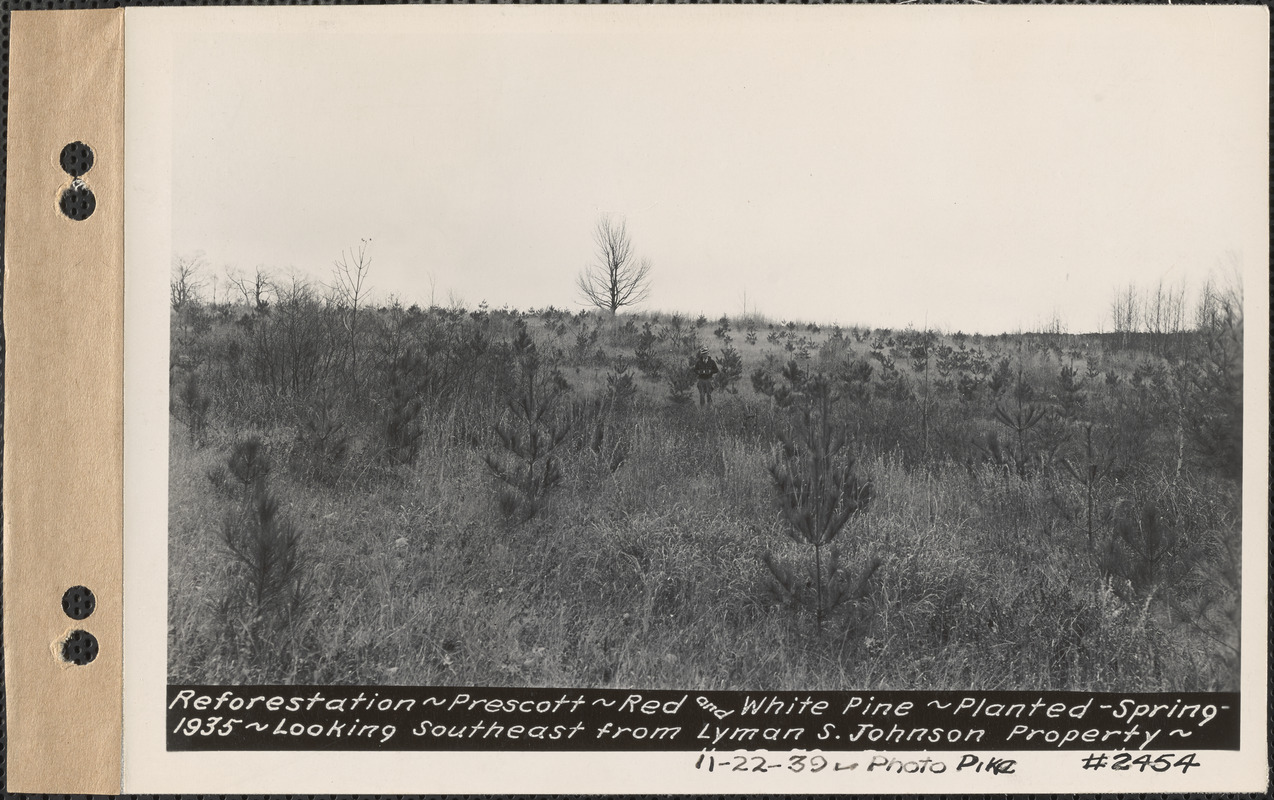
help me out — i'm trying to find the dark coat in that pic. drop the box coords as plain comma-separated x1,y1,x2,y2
693,355,720,380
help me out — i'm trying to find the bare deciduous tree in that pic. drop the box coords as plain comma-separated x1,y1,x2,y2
577,216,652,314
229,265,274,312
171,254,206,310
330,239,373,393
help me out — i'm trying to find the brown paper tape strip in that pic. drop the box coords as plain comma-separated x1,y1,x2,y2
4,9,125,794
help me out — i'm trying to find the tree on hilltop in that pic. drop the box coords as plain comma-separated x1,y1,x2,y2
576,215,652,314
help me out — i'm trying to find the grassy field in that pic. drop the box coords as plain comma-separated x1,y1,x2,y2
168,299,1242,691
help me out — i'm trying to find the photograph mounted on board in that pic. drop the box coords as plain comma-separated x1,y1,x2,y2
163,9,1252,694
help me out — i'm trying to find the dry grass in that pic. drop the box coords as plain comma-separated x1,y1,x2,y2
169,309,1241,690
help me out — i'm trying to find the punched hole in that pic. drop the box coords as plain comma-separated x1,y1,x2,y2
59,141,94,177
61,630,99,666
62,585,96,620
59,183,96,221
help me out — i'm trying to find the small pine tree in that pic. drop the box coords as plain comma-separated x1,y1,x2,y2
1056,364,1086,419
218,448,310,676
228,437,270,491
766,377,876,633
713,345,744,394
992,383,1048,477
484,328,571,521
666,363,696,404
174,373,212,445
293,400,349,486
1098,503,1178,598
1185,302,1242,480
383,350,426,464
988,357,1013,396
1060,423,1115,549
634,322,660,378
605,357,637,408
221,481,307,622
957,372,982,403
838,358,873,407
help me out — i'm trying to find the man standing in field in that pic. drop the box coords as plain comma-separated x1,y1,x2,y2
693,347,720,407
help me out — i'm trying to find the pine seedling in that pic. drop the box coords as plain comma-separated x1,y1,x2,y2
1060,423,1115,550
221,482,306,618
228,437,271,492
218,473,310,673
972,430,1013,499
750,367,777,397
586,417,628,475
605,358,637,408
484,328,571,522
714,345,744,394
1185,302,1243,480
1098,503,1178,598
838,358,873,408
992,399,1047,476
988,357,1013,396
634,322,660,378
383,349,426,464
666,363,696,404
175,373,212,445
762,547,881,626
294,400,350,485
767,377,875,633
1056,364,1086,419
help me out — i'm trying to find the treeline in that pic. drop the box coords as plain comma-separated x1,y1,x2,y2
1107,270,1243,357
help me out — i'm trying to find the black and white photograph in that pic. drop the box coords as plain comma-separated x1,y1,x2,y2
154,7,1260,697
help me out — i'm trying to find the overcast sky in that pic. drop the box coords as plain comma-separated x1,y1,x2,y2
168,6,1266,333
